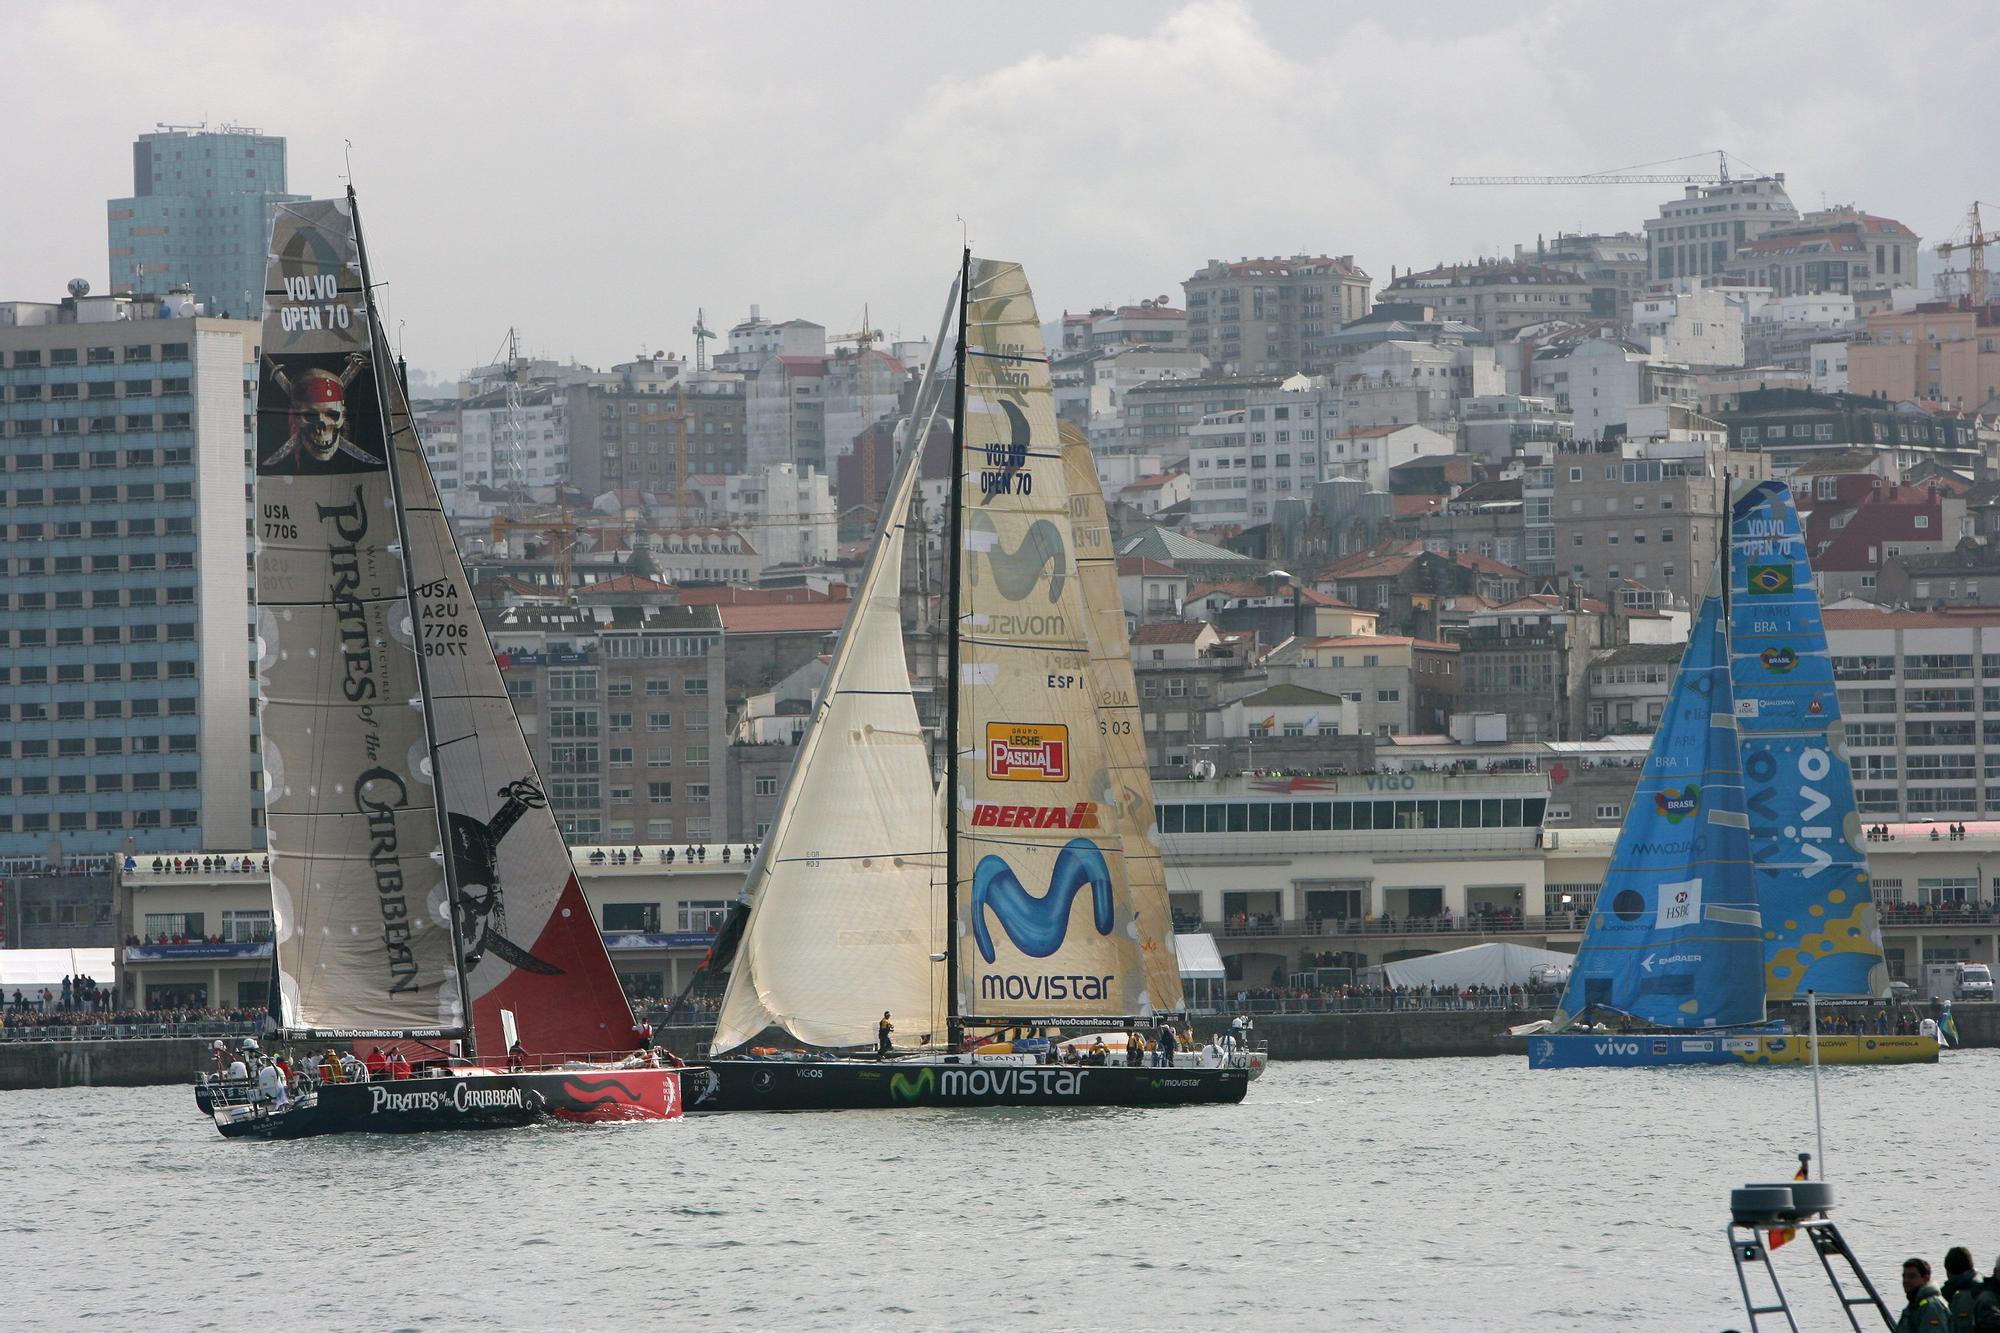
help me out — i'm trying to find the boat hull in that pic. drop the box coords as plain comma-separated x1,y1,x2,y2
1526,1032,1939,1069
690,1057,1250,1112
212,1067,685,1138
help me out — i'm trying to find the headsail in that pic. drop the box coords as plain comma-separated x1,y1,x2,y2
953,258,1155,1022
1729,479,1886,999
1059,422,1181,1014
255,198,459,1039
372,307,641,1059
707,286,960,1055
1555,595,1765,1029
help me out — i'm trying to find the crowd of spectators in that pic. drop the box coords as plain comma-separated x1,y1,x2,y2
1224,980,1562,1014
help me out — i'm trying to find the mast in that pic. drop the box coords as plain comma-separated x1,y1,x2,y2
944,246,971,1047
347,186,480,1059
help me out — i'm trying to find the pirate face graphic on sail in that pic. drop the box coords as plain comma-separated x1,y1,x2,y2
448,777,564,977
258,352,387,474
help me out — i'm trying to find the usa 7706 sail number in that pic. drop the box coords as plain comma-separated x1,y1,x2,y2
415,577,469,656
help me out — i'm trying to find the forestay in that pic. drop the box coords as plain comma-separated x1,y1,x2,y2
1728,480,1886,1000
1556,596,1765,1029
954,259,1152,1021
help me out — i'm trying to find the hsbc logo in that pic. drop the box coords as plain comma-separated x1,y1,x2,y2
971,802,1098,830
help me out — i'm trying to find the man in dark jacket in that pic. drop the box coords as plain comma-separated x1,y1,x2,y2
1943,1248,1981,1328
1972,1255,2000,1333
1898,1257,1952,1333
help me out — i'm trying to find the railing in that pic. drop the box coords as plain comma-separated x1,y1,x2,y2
1209,914,1588,939
1224,992,1560,1016
0,1020,264,1044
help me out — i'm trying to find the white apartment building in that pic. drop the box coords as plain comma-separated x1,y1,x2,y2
723,463,837,567
1630,287,1763,367
1054,345,1209,451
458,384,568,493
1322,423,1454,490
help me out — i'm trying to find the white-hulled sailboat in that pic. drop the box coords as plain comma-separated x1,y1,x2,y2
208,192,688,1137
692,252,1248,1110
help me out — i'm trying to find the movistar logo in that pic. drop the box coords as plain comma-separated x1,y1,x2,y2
966,510,1067,602
971,837,1114,963
1655,785,1701,825
889,1067,935,1105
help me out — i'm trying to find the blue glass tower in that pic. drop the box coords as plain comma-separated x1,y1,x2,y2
107,125,304,317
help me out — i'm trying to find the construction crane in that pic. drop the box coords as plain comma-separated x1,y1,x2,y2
1935,202,1998,308
634,384,700,521
826,304,881,352
491,510,589,596
488,326,529,496
691,308,714,372
1451,148,1732,188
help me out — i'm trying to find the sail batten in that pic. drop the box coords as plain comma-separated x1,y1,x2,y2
1728,480,1886,1000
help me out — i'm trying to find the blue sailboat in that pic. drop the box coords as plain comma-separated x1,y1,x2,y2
1529,480,1935,1069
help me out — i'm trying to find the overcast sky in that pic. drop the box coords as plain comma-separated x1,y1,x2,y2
5,0,1997,379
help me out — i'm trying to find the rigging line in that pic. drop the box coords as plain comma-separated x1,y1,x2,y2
965,349,1051,365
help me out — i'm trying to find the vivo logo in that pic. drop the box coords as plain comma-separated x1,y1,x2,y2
1593,1041,1639,1056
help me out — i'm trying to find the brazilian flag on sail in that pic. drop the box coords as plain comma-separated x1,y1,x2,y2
1746,563,1795,596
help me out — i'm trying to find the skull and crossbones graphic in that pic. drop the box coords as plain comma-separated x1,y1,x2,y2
260,352,385,471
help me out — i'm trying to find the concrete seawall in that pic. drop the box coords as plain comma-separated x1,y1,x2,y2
4,1006,1991,1090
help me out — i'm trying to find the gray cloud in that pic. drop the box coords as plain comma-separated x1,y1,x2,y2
4,0,1994,377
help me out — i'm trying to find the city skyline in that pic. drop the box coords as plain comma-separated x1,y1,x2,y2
1,0,1996,378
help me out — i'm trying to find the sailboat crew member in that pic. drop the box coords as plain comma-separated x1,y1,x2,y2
877,1011,894,1058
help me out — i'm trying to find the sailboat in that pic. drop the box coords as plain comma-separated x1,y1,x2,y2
208,192,689,1137
1528,480,1937,1068
691,253,1249,1110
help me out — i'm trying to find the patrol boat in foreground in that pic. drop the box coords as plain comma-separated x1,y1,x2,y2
1527,480,1935,1069
208,192,688,1136
691,252,1248,1110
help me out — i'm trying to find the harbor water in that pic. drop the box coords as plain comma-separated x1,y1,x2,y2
6,1052,1991,1330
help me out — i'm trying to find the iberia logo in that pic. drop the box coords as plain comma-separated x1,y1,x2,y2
1760,646,1798,673
1655,784,1701,824
971,801,1097,829
987,723,1068,781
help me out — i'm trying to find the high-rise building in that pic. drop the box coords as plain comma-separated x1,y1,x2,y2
1182,255,1371,376
107,125,305,317
0,292,262,865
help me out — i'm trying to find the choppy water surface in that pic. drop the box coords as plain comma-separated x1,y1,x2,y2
6,1053,1992,1330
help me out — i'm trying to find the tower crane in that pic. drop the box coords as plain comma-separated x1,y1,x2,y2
691,308,714,372
1935,202,1998,308
491,510,588,596
1451,148,1732,187
634,384,700,521
826,304,881,351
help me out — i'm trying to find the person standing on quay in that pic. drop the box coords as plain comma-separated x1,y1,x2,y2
1897,1257,1951,1333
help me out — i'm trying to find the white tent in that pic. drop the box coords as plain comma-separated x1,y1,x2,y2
1174,934,1227,1013
0,947,117,994
1363,941,1574,990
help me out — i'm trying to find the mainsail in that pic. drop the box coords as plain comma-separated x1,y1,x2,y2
1728,479,1886,1000
1059,422,1182,1013
257,194,641,1056
1555,595,1765,1029
255,198,459,1038
953,258,1154,1021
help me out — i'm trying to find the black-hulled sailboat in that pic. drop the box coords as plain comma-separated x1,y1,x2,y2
208,193,688,1137
692,253,1248,1110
